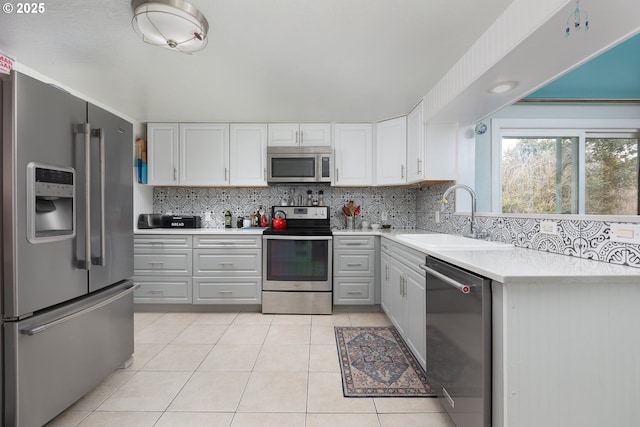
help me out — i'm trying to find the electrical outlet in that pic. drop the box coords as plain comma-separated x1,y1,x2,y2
204,212,211,221
540,220,558,235
435,210,440,224
381,211,388,221
610,223,640,243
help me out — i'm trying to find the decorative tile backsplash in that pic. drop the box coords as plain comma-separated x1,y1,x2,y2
154,182,640,269
153,185,417,230
416,182,640,269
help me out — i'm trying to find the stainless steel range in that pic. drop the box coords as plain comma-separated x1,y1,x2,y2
262,206,332,314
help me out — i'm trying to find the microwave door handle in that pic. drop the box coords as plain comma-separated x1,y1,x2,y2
92,128,106,267
76,124,92,270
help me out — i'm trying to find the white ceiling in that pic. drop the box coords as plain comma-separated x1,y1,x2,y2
0,0,514,123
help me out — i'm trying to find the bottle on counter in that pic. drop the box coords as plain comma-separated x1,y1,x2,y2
306,190,313,206
318,190,324,206
224,210,232,228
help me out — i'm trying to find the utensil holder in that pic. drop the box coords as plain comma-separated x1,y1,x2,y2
346,216,354,229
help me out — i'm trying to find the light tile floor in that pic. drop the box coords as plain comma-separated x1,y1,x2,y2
46,311,455,427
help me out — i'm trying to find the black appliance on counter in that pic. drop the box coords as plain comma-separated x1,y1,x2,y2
262,206,333,314
137,214,201,229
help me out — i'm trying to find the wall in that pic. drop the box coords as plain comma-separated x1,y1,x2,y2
417,182,640,269
153,185,417,230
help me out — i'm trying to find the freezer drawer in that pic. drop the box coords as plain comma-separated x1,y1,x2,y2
3,282,135,427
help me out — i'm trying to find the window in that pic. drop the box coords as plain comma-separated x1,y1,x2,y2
585,136,638,215
493,119,640,216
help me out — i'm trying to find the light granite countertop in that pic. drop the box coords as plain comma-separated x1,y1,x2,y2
135,227,640,284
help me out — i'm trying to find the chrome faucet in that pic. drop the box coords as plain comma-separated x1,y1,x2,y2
440,184,487,239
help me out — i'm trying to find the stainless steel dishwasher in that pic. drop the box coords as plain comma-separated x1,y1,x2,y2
421,256,492,427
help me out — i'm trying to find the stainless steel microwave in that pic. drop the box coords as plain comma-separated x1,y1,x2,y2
267,146,332,183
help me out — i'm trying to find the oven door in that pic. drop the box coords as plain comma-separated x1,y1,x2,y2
262,235,332,291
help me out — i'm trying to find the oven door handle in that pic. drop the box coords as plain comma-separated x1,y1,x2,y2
263,235,332,241
421,264,472,294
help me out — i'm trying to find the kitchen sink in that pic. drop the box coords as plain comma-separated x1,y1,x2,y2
395,233,514,250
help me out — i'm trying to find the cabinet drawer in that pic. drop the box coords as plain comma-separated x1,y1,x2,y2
333,250,375,276
334,278,375,304
194,235,261,249
382,238,425,272
133,250,192,276
334,235,375,249
193,249,261,276
193,278,261,304
134,235,192,249
133,276,193,303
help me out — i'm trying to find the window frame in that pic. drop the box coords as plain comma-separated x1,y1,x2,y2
491,118,640,215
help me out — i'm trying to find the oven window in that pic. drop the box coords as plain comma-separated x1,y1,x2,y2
271,157,316,178
266,239,329,281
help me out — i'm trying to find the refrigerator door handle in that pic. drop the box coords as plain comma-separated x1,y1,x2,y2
92,127,106,267
76,123,92,270
20,283,138,336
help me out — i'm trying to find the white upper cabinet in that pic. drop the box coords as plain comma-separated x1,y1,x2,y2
407,100,457,182
375,116,407,186
147,123,179,185
268,123,331,146
229,124,268,186
147,123,229,186
333,123,373,186
179,124,229,186
406,102,424,183
424,122,456,181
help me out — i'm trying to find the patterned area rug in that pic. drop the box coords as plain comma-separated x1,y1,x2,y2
335,326,435,398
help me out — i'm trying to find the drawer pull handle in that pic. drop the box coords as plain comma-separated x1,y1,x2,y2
147,290,164,295
344,242,363,246
219,262,235,266
347,291,363,295
218,291,233,294
148,261,164,266
347,263,363,267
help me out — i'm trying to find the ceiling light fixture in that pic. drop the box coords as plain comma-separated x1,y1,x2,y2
131,0,209,54
488,81,519,94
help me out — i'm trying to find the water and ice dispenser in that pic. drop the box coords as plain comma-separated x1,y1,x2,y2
26,163,75,243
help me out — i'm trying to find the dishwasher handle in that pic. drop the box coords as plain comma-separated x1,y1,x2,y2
420,264,471,294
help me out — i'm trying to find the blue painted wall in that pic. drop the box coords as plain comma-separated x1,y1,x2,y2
526,33,640,99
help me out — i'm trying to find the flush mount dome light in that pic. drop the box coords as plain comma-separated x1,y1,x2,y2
131,0,209,53
488,81,518,94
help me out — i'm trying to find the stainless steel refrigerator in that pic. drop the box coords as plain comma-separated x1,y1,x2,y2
1,71,136,427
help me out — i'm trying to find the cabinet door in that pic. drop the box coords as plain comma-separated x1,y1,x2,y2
407,102,424,183
229,124,267,186
147,123,179,185
380,251,392,313
375,116,407,185
299,123,331,146
333,123,373,186
268,123,299,146
179,123,229,186
404,267,426,369
425,123,457,181
388,260,406,335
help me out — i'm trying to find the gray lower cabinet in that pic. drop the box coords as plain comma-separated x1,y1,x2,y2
192,235,262,304
333,235,376,305
380,237,426,369
133,235,193,304
133,234,262,305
